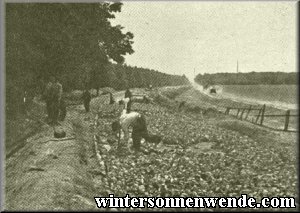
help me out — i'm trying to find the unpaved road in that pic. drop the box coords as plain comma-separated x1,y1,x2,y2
5,102,100,210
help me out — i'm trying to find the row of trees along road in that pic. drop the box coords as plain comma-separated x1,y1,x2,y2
6,3,189,118
195,72,297,86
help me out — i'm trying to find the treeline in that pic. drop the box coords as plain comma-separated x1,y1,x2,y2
195,72,297,86
6,3,188,118
104,64,189,90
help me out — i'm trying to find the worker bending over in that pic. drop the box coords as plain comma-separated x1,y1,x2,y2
112,109,148,151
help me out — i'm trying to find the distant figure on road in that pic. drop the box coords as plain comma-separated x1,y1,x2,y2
210,88,217,94
124,88,132,113
178,101,186,110
109,92,115,105
125,88,132,99
123,97,131,113
82,89,91,112
22,90,29,114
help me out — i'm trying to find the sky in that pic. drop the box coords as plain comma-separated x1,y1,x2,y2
110,1,297,81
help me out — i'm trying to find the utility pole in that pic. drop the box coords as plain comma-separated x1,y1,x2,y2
237,60,239,73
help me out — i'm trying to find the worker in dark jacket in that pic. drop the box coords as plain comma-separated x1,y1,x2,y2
44,76,62,124
82,89,91,112
58,98,67,121
131,113,149,151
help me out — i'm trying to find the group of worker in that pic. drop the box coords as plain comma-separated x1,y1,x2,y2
44,75,147,151
81,87,148,152
43,75,93,125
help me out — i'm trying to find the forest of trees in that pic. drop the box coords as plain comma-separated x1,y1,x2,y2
195,72,297,86
104,64,189,91
6,3,189,117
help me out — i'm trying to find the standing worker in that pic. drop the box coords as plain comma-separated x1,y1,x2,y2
51,77,63,124
59,98,67,121
124,88,132,113
44,76,55,122
82,89,91,112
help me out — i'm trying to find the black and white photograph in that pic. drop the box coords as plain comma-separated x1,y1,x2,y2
2,0,298,211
